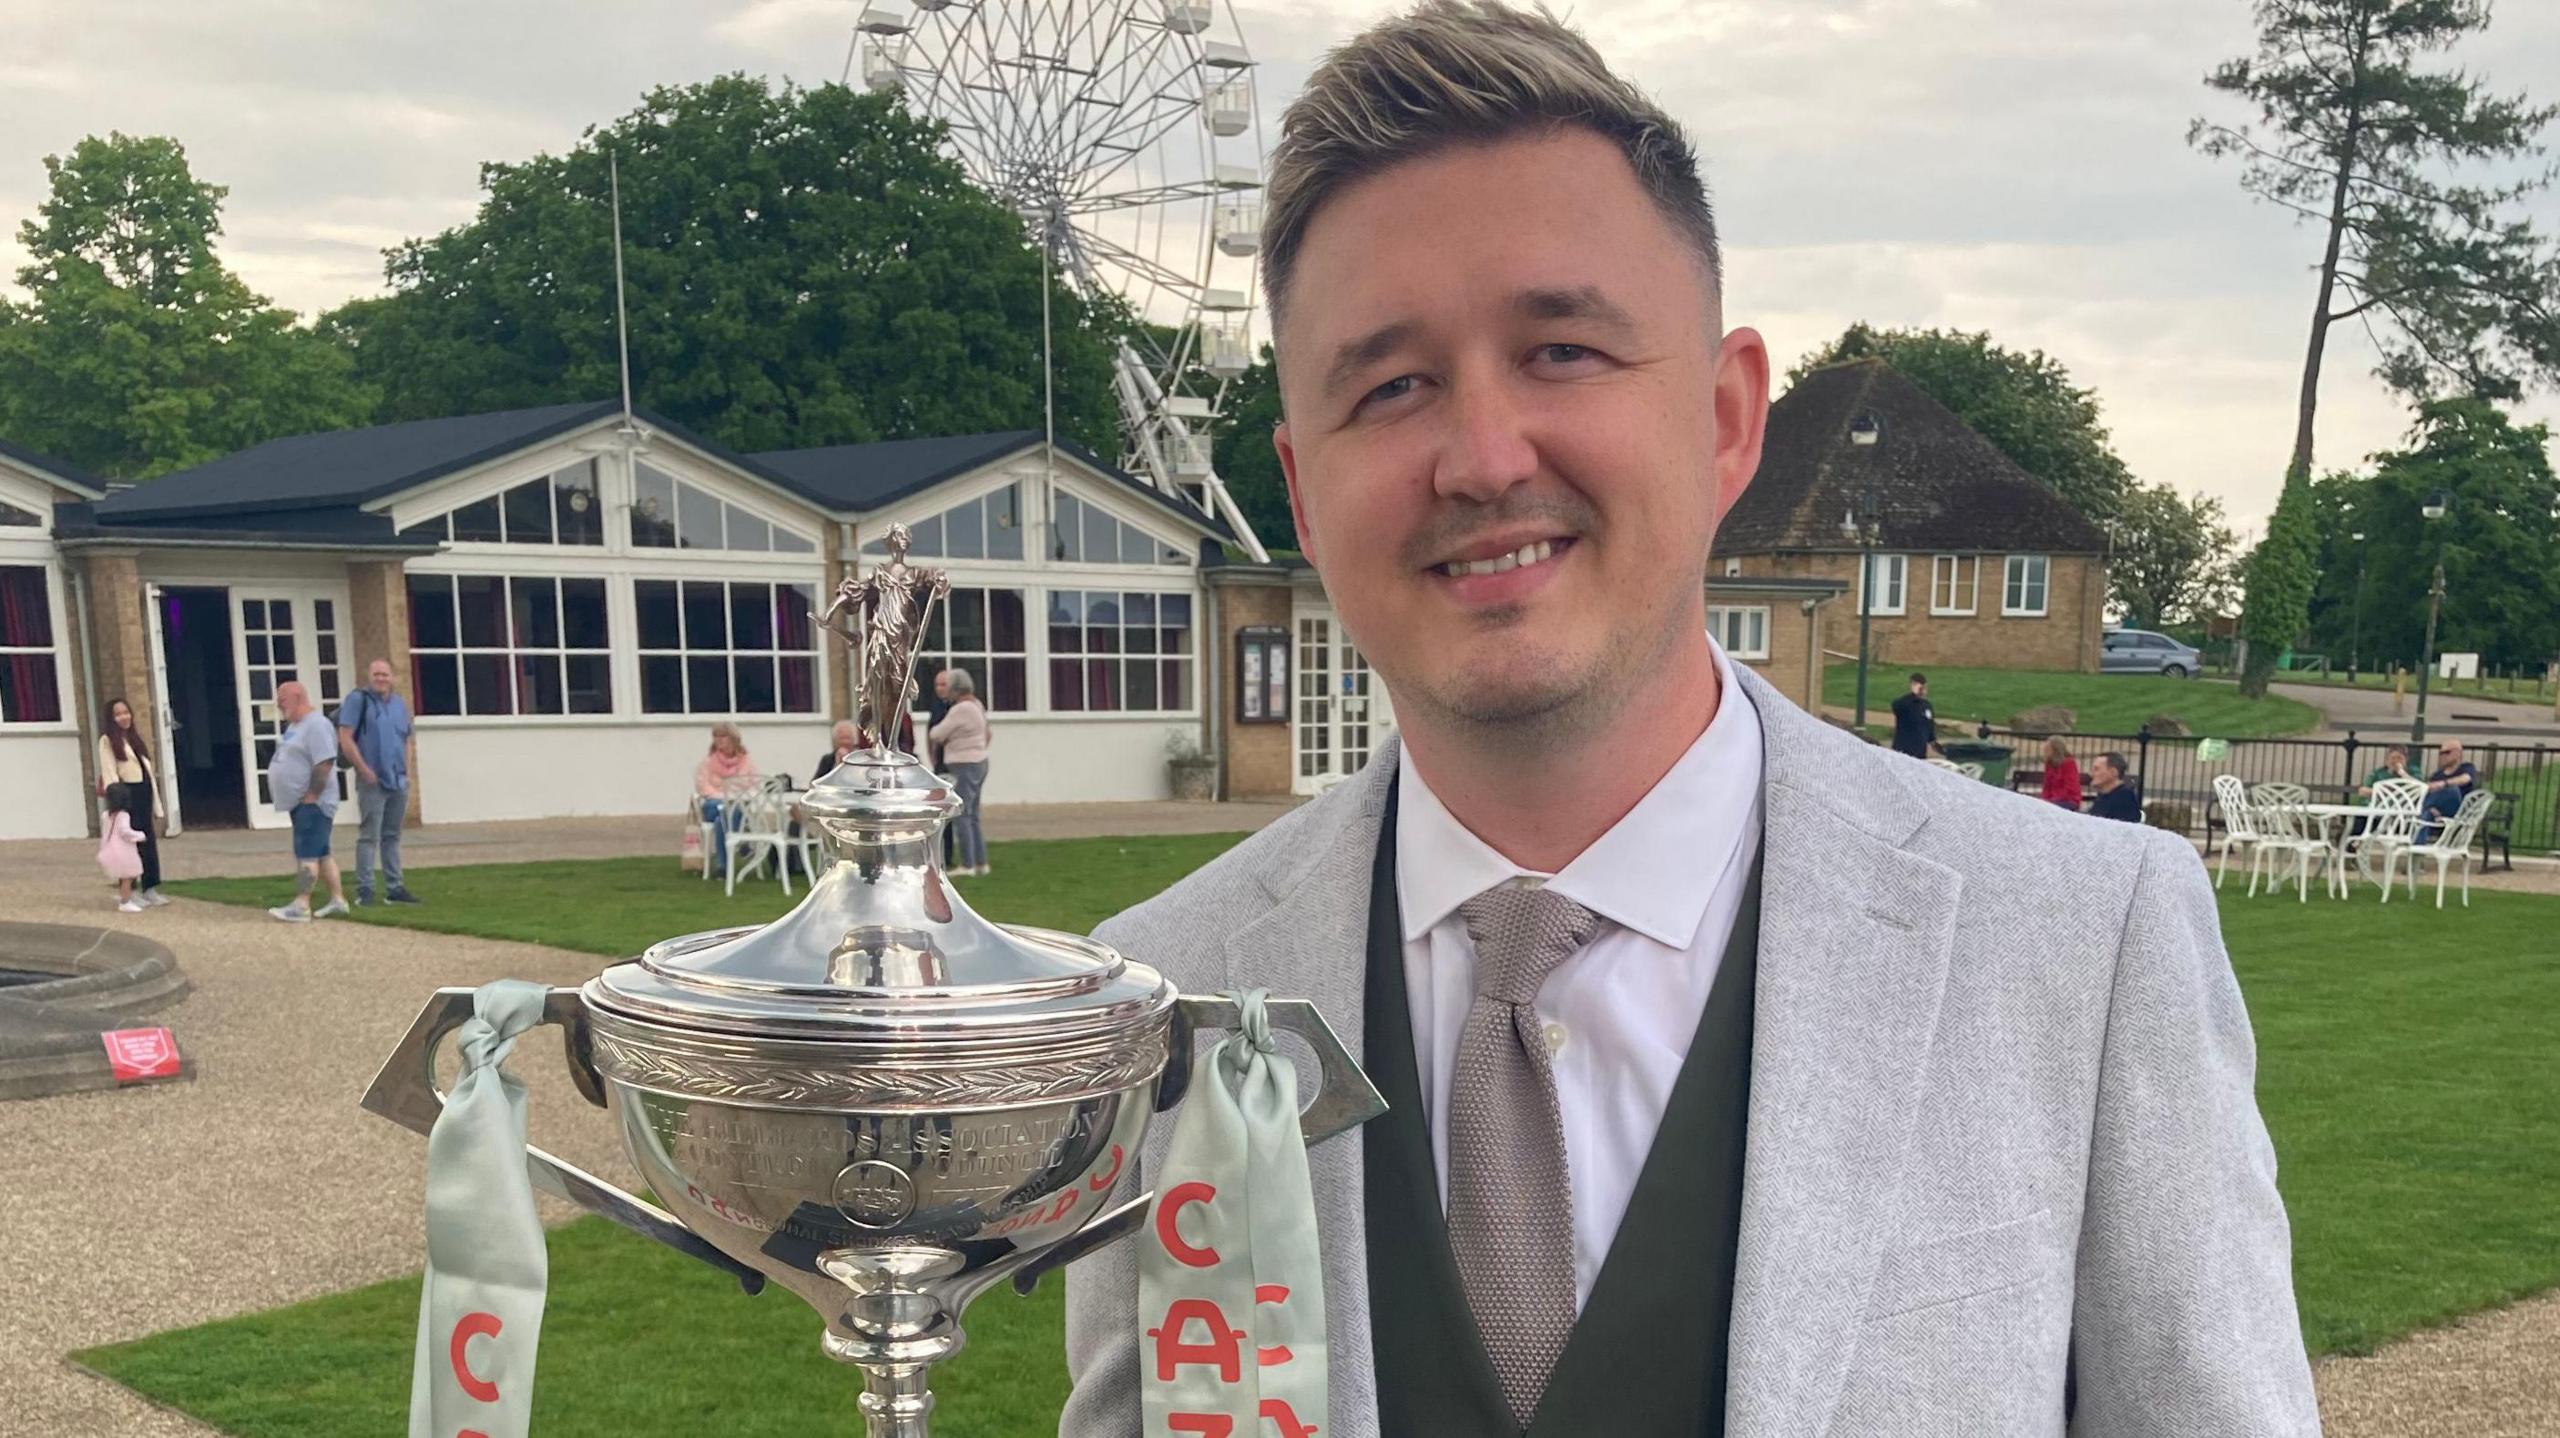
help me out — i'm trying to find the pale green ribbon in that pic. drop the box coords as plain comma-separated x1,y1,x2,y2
1140,989,1329,1437
411,980,551,1438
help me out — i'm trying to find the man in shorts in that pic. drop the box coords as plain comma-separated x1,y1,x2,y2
267,680,351,922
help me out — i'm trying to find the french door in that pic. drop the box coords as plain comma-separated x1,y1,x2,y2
233,587,352,829
1292,612,1390,796
142,583,183,835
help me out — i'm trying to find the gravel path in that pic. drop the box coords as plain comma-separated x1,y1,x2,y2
1,807,2549,1434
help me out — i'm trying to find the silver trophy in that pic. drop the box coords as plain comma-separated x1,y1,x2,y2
363,523,1383,1436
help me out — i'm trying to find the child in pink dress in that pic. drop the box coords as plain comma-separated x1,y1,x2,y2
98,782,146,913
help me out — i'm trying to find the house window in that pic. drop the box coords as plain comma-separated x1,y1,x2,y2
407,574,613,716
1236,626,1288,723
0,498,40,526
1050,492,1190,566
1722,557,1741,578
1707,605,1770,661
1930,555,1979,615
1047,589,1195,712
398,461,605,547
1858,553,1907,616
867,484,1026,562
910,585,1030,712
2003,555,2051,616
636,579,819,714
630,464,817,555
0,565,62,723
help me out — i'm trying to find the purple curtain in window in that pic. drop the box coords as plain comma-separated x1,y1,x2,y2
0,566,61,723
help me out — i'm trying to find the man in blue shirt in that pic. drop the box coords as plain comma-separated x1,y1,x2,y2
337,658,421,906
2087,751,2144,823
2417,738,2479,843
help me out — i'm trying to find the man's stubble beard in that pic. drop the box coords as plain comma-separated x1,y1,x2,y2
1399,586,1693,758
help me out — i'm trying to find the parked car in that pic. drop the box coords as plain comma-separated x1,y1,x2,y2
2101,628,2202,678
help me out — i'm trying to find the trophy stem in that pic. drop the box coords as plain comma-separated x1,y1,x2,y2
854,1363,934,1437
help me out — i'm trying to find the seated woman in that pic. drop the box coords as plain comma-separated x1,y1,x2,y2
694,722,761,876
2038,737,2083,811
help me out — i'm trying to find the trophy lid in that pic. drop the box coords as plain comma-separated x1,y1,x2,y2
583,528,1173,1052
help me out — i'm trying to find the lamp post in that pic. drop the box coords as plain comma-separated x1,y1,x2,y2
1843,411,1885,731
2411,489,2449,747
2347,530,2367,679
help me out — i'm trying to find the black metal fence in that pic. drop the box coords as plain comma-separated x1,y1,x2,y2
1981,726,2558,858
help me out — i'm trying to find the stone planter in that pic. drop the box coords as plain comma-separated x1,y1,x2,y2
1169,758,1218,802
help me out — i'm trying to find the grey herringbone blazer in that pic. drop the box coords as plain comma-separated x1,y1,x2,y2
1061,667,2322,1436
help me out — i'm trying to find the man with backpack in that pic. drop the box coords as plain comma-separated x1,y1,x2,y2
337,658,421,906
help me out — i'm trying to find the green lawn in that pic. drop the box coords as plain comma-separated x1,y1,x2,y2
81,845,2560,1430
1825,663,2323,737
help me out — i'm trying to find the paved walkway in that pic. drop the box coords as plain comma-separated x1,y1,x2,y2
2271,680,2560,743
1,801,2553,1433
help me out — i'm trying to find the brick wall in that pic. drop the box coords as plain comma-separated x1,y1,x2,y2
1210,578,1294,799
1737,552,2104,673
1705,583,1833,714
79,553,154,833
345,558,425,824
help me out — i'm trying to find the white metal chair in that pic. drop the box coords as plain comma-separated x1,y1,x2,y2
723,784,799,897
2340,777,2425,892
2381,789,2496,908
2248,797,2331,903
2209,775,2267,891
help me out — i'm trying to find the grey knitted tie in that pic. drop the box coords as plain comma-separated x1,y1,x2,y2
1450,883,1603,1428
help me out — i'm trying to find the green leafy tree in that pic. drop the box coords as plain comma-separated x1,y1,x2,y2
1208,344,1294,550
2191,0,2560,692
1789,324,2137,524
0,133,374,478
2307,398,2560,669
327,77,1124,455
2109,484,2244,629
2240,480,2326,677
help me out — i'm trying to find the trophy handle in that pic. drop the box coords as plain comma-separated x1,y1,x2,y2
359,986,767,1295
1015,993,1386,1296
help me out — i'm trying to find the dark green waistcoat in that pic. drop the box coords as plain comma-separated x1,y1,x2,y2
1364,787,1760,1437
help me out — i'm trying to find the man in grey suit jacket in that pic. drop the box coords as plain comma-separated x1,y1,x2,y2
1065,3,2320,1433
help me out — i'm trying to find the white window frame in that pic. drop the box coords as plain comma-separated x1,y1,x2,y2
912,584,1033,713
632,575,827,718
397,459,608,550
1930,554,1979,616
0,558,69,728
1857,553,1907,617
1041,585,1200,716
1707,605,1770,661
405,572,617,719
2003,554,2051,617
631,461,821,559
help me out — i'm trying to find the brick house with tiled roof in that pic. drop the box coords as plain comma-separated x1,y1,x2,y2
1712,357,2110,673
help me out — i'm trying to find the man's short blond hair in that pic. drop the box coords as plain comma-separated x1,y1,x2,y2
1261,0,1719,340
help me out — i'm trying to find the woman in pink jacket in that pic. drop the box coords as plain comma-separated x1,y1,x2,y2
929,669,992,876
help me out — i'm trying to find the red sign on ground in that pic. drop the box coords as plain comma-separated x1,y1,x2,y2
100,1027,181,1082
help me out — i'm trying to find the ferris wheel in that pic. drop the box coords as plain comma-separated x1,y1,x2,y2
850,0,1274,561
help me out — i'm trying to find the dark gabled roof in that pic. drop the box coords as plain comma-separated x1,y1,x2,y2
1712,358,2108,557
752,430,1234,541
50,501,439,552
0,437,108,499
94,401,622,522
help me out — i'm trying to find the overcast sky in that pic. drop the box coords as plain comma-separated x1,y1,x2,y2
5,0,2556,528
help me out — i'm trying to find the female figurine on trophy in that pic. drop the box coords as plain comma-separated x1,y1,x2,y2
817,522,951,758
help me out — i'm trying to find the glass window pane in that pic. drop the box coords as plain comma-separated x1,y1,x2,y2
950,588,988,655
771,527,815,555
399,514,447,542
461,654,512,715
1164,658,1192,711
515,654,565,714
1086,506,1120,564
991,589,1026,652
1086,658,1121,710
1127,660,1159,711
1052,494,1082,562
242,598,266,629
1048,590,1084,653
0,499,40,526
681,582,727,650
686,655,730,712
909,513,943,557
555,462,601,545
561,579,609,649
1127,623,1158,656
272,600,293,628
775,584,815,651
641,655,685,713
987,484,1024,559
633,465,676,548
271,634,296,667
456,575,506,648
247,634,270,667
1162,538,1189,565
731,583,776,651
510,577,560,648
1125,592,1157,627
566,654,613,714
779,656,817,713
502,477,554,544
734,655,778,713
452,495,504,543
993,657,1027,711
727,506,771,553
636,580,681,649
677,480,723,550
1050,657,1084,711
947,497,984,559
413,654,460,715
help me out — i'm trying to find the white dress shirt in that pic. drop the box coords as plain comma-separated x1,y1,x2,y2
1395,637,1766,1310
